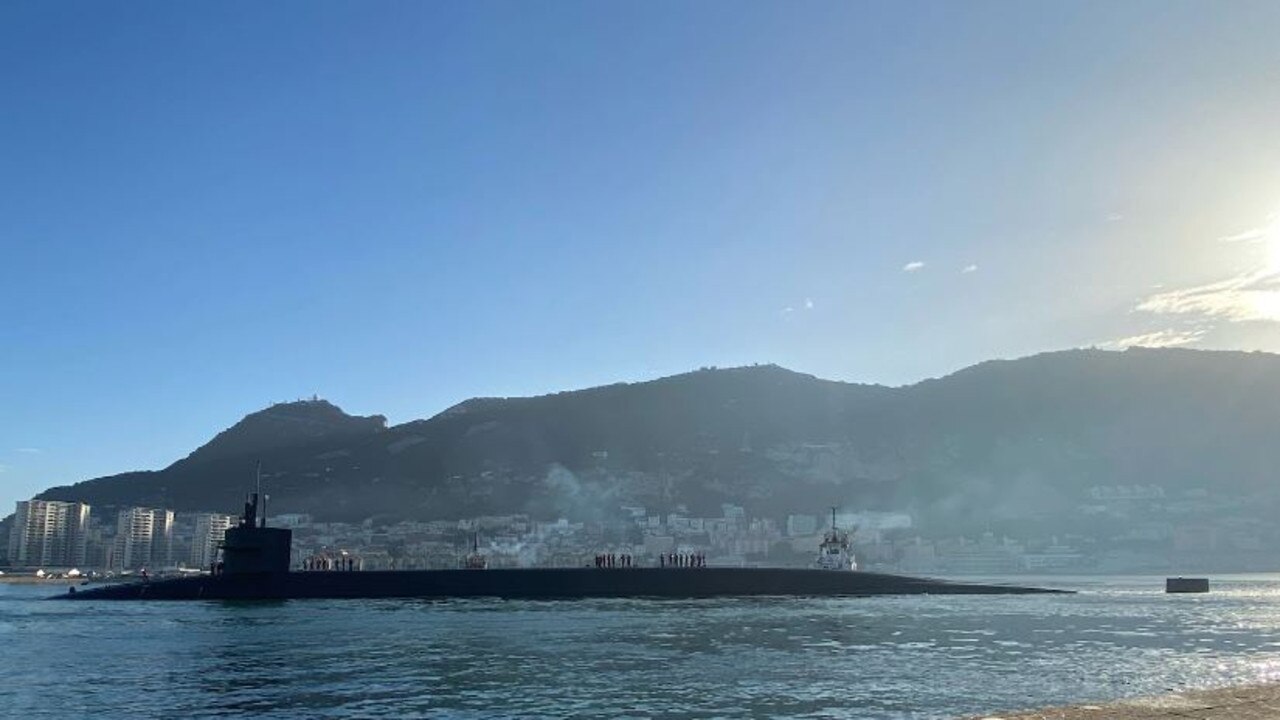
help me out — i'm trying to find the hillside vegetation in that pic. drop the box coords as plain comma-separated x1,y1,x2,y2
32,348,1280,536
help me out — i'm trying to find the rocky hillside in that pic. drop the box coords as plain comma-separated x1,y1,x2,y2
31,348,1280,535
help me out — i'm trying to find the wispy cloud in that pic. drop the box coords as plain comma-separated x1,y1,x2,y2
1131,212,1280,334
1137,269,1280,322
1107,213,1124,223
15,447,41,454
1217,212,1276,244
1100,328,1206,350
1219,227,1268,243
0,464,7,474
780,298,815,318
902,261,924,272
961,264,977,274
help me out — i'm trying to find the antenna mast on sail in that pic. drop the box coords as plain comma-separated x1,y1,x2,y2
256,460,267,528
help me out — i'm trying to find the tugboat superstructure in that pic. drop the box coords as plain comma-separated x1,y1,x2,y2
813,507,857,571
462,533,488,570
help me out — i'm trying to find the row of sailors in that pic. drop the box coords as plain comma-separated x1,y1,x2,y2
595,553,633,568
304,556,360,571
593,553,707,568
660,552,705,568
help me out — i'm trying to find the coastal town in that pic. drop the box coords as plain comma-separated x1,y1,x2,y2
4,480,1270,578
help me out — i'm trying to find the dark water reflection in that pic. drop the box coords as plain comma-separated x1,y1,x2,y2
5,576,1280,718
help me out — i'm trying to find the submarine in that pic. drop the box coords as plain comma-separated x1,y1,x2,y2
58,491,1065,601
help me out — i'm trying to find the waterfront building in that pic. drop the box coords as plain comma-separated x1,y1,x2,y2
189,512,234,569
271,513,312,528
935,533,1025,574
83,522,112,569
113,507,175,570
1021,542,1084,571
7,499,90,568
786,514,818,537
721,504,746,522
643,535,676,555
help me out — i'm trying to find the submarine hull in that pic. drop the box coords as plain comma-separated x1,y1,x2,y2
57,567,1064,600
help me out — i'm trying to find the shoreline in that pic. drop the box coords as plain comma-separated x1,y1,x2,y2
966,682,1280,719
0,576,85,585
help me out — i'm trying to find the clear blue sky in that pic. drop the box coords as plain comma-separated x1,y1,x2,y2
4,1,1280,509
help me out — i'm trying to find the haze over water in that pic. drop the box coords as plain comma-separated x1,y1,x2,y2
7,576,1280,719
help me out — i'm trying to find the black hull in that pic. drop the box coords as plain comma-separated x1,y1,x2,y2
56,567,1065,600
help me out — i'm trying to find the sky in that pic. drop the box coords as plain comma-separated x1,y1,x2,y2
3,0,1280,509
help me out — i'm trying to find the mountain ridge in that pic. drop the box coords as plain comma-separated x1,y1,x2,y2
27,348,1280,537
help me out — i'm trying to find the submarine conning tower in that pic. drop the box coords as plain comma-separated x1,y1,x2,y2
220,482,292,576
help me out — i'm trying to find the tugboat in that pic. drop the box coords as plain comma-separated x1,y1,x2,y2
813,507,857,571
461,533,488,570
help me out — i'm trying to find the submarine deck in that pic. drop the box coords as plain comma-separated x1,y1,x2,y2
57,567,1066,600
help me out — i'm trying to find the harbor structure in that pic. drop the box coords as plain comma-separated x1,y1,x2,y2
6,499,90,568
1166,577,1210,593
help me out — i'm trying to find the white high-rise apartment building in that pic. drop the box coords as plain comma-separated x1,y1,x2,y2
189,513,233,570
7,499,90,568
113,507,175,571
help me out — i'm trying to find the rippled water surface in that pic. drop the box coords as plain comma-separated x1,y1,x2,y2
5,576,1280,718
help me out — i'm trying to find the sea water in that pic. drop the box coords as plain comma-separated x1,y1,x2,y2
3,575,1280,719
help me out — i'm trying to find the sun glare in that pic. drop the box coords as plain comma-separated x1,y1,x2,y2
1248,290,1280,321
1264,211,1280,271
